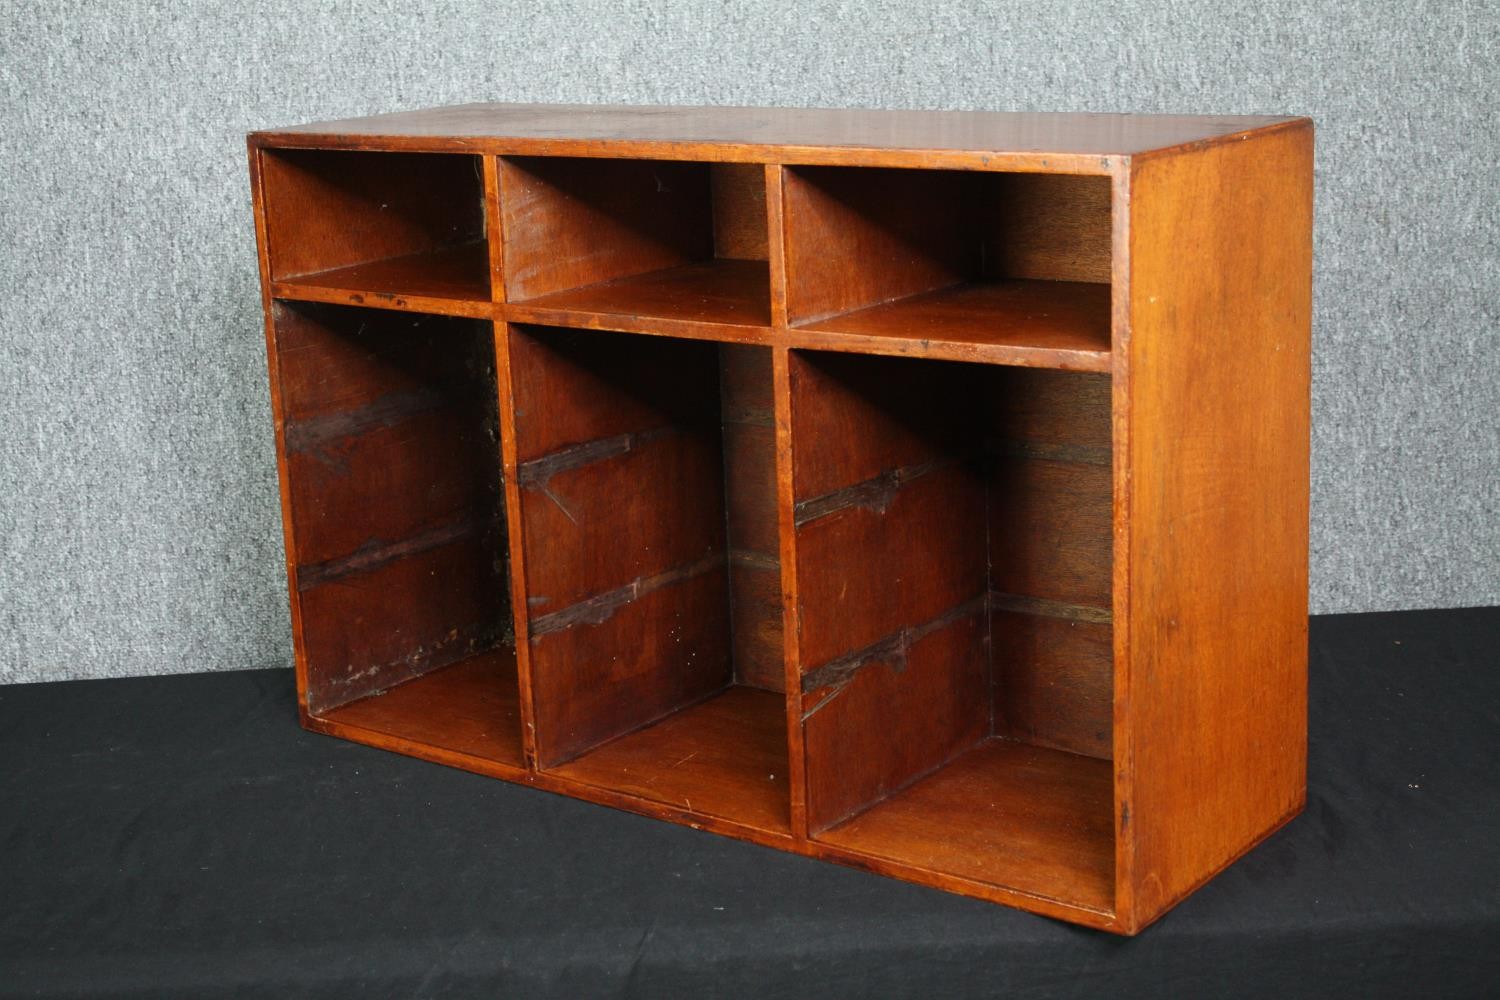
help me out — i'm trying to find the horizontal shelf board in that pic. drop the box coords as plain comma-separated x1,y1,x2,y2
548,685,791,835
796,280,1112,370
816,738,1115,912
314,648,525,769
507,259,773,339
272,241,493,318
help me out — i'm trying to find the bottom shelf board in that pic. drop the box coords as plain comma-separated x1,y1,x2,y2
314,648,525,770
816,739,1115,912
547,685,790,836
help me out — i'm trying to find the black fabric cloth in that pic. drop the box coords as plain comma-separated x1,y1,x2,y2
2,608,1497,998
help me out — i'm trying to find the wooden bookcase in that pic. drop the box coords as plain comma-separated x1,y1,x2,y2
247,105,1312,934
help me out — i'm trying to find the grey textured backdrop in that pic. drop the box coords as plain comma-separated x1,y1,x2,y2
2,2,1496,683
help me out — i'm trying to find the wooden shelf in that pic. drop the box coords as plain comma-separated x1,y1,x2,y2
251,106,1313,934
507,258,772,341
315,649,524,770
272,241,493,318
795,280,1111,370
550,686,789,835
817,740,1115,913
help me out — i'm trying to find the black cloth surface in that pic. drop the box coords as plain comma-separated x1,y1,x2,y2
2,608,1497,998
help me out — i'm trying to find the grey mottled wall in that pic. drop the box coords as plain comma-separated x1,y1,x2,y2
2,1,1496,682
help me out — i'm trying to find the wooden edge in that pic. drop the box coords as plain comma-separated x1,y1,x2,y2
501,305,1112,372
1111,119,1314,929
501,304,772,345
488,132,538,766
246,132,1119,175
492,322,540,769
765,165,790,328
787,327,1112,371
1119,795,1306,935
1108,158,1137,929
1127,116,1315,168
772,346,809,838
247,140,311,715
482,156,506,303
269,282,496,319
808,840,1121,932
303,712,531,782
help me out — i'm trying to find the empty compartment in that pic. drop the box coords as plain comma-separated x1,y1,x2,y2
499,159,771,332
258,148,491,313
781,168,1112,369
506,325,787,834
271,302,521,768
787,349,1115,912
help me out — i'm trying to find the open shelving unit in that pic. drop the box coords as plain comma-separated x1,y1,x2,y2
782,166,1113,369
249,104,1313,934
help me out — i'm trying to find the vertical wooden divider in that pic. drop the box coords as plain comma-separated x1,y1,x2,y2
766,164,809,838
765,164,790,332
246,143,312,719
485,155,540,769
1109,161,1137,924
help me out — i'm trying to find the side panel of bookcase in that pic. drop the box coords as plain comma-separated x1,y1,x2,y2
1118,124,1314,931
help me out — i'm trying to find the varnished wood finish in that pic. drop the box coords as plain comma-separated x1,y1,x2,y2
249,105,1313,935
1115,122,1313,932
780,166,1112,368
979,174,1113,284
986,366,1114,762
803,609,990,832
783,351,955,837
720,345,784,692
796,280,1110,370
510,259,772,333
781,166,970,326
784,350,1115,861
992,612,1113,760
498,157,713,301
505,326,730,767
269,242,493,318
817,740,1115,914
527,571,733,768
990,457,1113,610
710,163,770,260
318,649,525,768
551,686,790,833
771,345,809,839
259,148,485,283
252,103,1300,173
269,302,508,715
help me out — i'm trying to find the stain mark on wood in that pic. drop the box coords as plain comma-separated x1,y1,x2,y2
728,549,780,571
990,591,1113,624
515,426,677,489
528,552,726,639
296,515,492,591
800,595,986,718
793,458,955,527
283,386,448,454
320,618,504,705
990,439,1112,467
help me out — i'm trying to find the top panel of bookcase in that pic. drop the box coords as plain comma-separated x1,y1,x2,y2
250,103,1307,172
